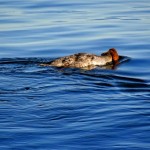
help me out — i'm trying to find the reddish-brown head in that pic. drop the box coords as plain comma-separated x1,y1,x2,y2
108,48,119,62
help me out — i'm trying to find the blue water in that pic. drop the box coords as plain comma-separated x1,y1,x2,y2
0,0,150,149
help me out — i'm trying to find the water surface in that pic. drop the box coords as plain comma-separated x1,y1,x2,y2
0,0,150,149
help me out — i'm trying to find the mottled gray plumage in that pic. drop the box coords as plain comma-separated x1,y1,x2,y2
41,48,119,69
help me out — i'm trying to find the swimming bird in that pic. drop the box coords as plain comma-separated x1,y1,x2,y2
41,48,119,69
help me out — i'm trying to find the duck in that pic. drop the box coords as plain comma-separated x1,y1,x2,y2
41,48,119,69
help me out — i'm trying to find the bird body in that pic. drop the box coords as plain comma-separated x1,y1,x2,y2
41,48,119,69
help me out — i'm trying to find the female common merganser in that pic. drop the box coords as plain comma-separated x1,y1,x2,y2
41,48,119,69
